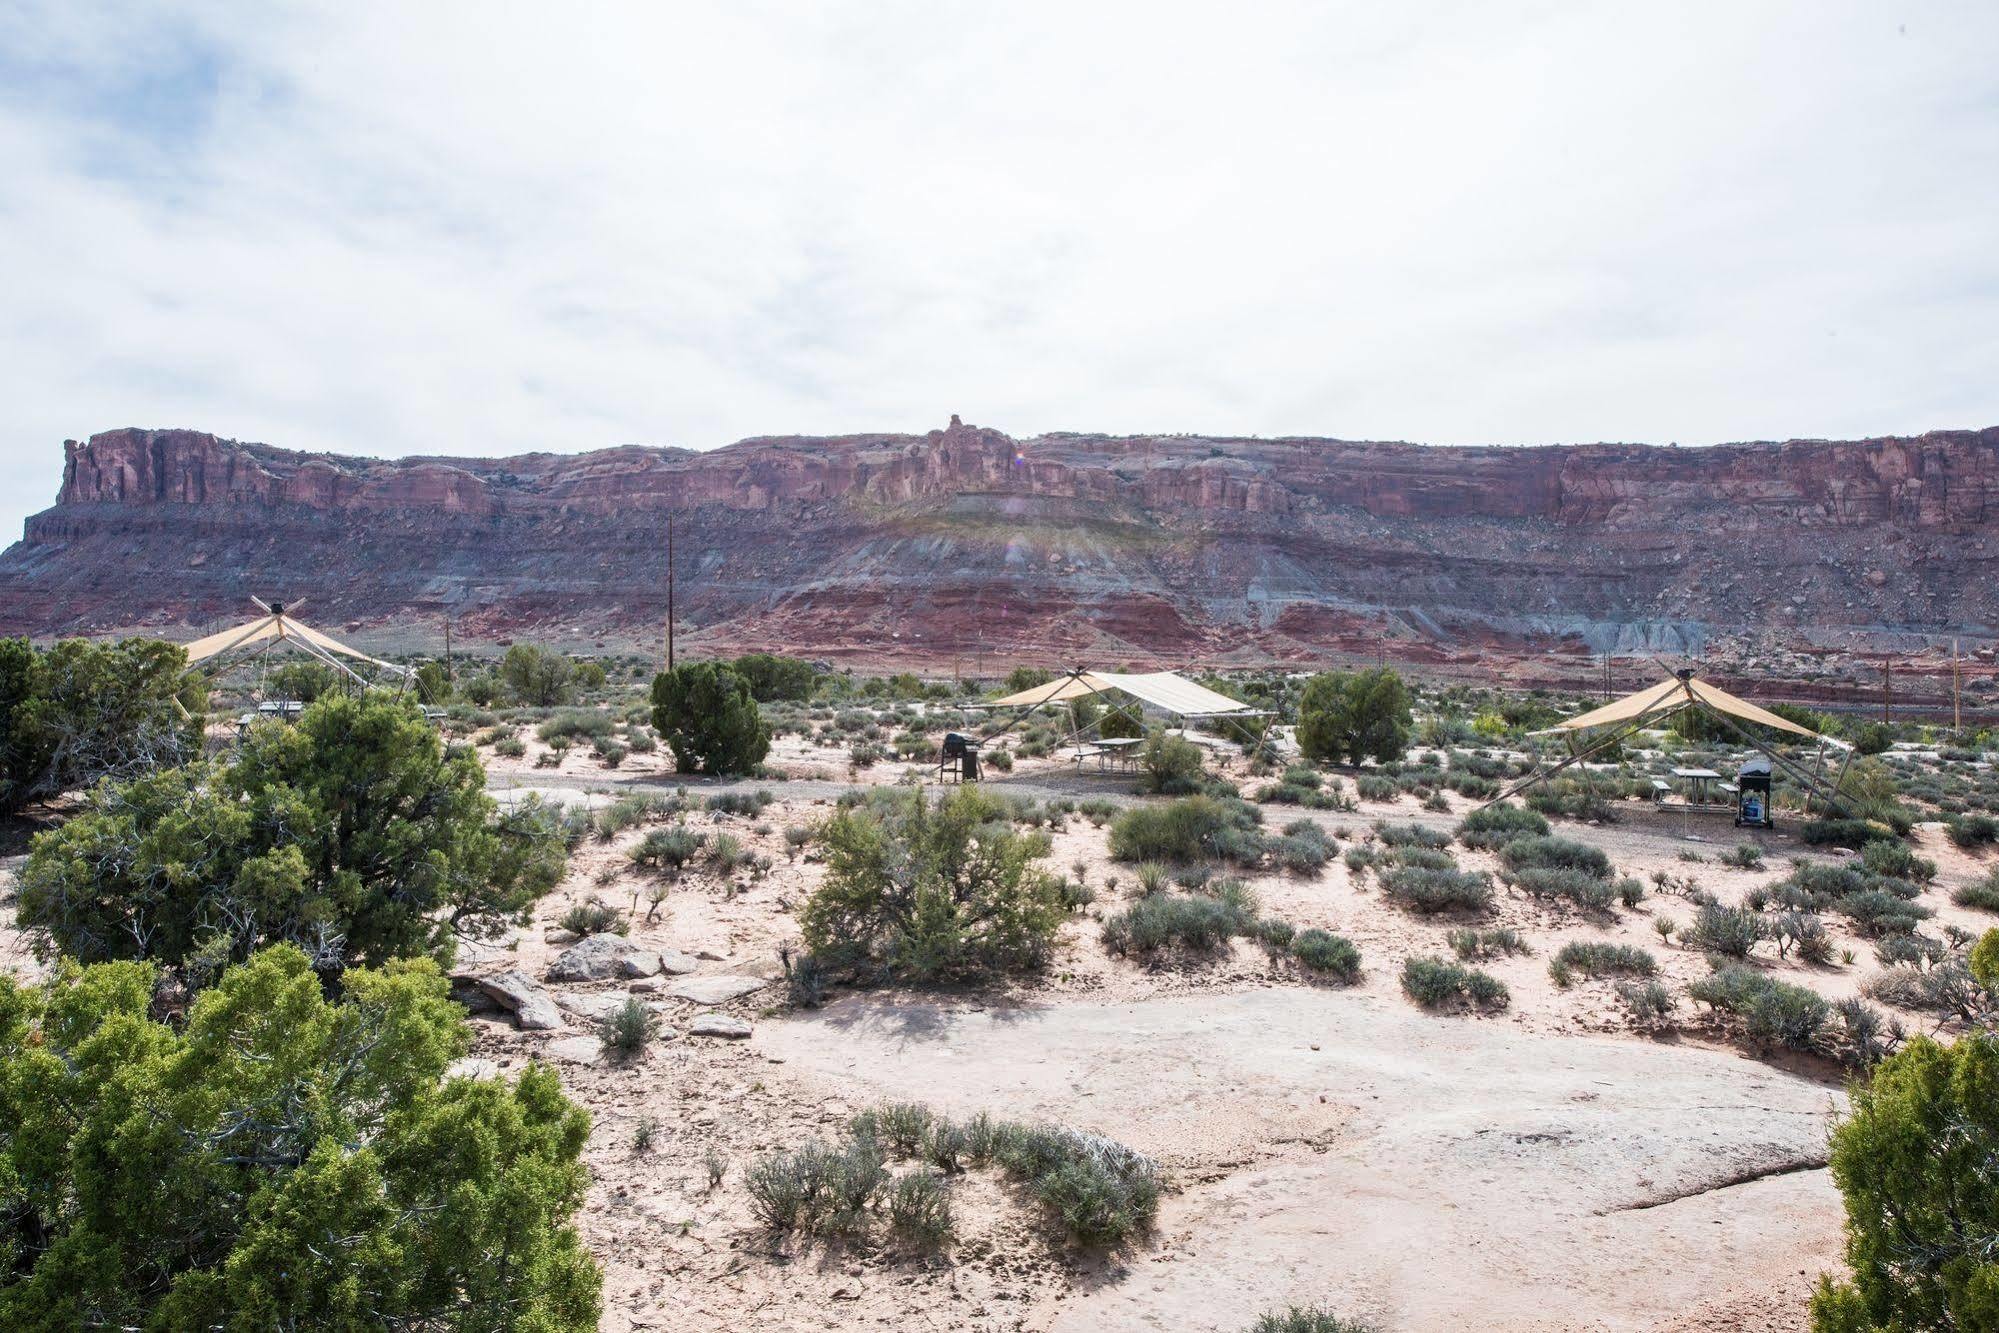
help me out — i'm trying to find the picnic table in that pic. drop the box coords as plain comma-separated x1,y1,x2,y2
1671,767,1724,803
1072,736,1144,774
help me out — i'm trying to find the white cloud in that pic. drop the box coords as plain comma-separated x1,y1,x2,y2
1,0,1996,544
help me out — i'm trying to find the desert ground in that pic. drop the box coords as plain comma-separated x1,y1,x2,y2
6,687,1994,1333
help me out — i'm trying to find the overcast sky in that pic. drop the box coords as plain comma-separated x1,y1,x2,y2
1,2,1996,544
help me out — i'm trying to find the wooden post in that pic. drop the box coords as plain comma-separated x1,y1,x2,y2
443,615,453,681
1881,660,1891,724
665,512,676,673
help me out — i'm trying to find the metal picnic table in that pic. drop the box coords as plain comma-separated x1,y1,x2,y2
1073,736,1144,774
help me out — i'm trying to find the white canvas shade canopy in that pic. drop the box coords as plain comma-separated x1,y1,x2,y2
976,667,1274,763
182,598,412,690
1485,668,1854,817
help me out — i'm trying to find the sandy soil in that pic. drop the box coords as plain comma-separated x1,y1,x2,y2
7,729,1995,1331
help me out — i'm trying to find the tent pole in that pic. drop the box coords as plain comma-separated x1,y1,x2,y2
1476,713,1655,811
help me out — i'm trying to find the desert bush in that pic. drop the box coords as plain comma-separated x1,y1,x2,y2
1137,728,1208,795
1380,865,1493,914
1548,940,1657,988
800,787,1069,982
651,661,771,775
19,695,569,984
1683,903,1765,958
1687,963,1832,1053
0,946,599,1327
886,1172,953,1245
1860,839,1936,883
1109,795,1262,864
502,642,575,706
1719,843,1765,869
1801,818,1890,850
1835,888,1933,937
1809,1030,1999,1331
599,996,661,1061
1616,979,1679,1024
1297,668,1412,765
1498,835,1612,879
1354,774,1399,802
1375,820,1451,850
729,652,817,702
1101,893,1251,956
558,897,626,936
1954,872,1999,914
1454,803,1549,850
592,792,667,840
1290,929,1363,982
0,635,202,814
1944,813,1999,848
1508,866,1625,913
998,1129,1161,1247
630,825,705,872
1771,911,1836,965
1271,824,1335,875
1400,955,1509,1011
1250,1307,1374,1332
537,709,616,743
1448,927,1529,960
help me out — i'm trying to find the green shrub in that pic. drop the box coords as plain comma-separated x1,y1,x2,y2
650,661,771,775
501,643,575,706
558,897,626,936
1859,839,1934,882
1683,902,1765,958
1380,865,1493,914
1944,813,1999,848
1548,940,1656,988
800,787,1069,982
0,947,599,1327
599,996,661,1061
1801,818,1888,850
1374,820,1450,850
1810,1032,1999,1330
536,709,616,743
1954,872,1999,914
18,695,569,984
1616,979,1678,1023
1354,774,1399,802
1289,929,1362,982
886,1172,953,1245
1448,927,1529,960
1498,835,1612,879
1108,795,1262,864
1101,894,1251,956
1835,889,1933,937
1400,955,1509,1010
1720,842,1765,869
1137,728,1207,795
0,635,202,814
1455,803,1549,850
729,652,817,702
1250,1307,1375,1332
630,826,705,872
1297,668,1411,766
1687,963,1832,1053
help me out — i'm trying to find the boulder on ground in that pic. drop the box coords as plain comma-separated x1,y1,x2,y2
688,1013,752,1039
548,933,664,983
475,970,566,1031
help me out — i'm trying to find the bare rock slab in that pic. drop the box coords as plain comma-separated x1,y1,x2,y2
545,1035,605,1066
475,970,566,1031
666,975,768,1005
688,1013,752,1039
555,990,633,1022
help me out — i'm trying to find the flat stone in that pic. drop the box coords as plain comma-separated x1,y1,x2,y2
544,927,581,944
475,970,566,1031
666,975,768,1005
628,977,661,993
555,990,633,1022
446,1056,499,1081
656,949,701,976
688,1013,752,1039
616,950,664,979
545,1035,604,1066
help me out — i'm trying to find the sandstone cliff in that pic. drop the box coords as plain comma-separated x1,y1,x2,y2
4,417,1996,666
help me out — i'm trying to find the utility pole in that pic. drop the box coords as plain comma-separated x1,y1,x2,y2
1881,660,1891,724
443,614,453,680
665,512,676,673
1953,640,1963,736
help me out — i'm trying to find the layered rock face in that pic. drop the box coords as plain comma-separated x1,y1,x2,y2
3,417,1996,665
